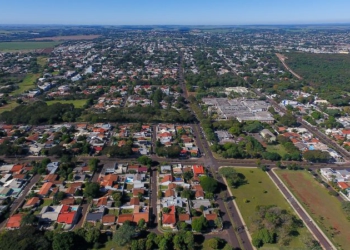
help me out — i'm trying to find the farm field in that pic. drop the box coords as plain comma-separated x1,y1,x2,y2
229,168,309,249
276,170,350,249
32,35,100,41
12,73,40,95
46,99,88,108
0,41,60,51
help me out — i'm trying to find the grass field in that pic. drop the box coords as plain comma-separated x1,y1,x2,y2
12,73,40,95
37,56,48,68
276,170,350,249
266,144,288,157
46,99,88,108
0,102,19,113
229,168,309,249
0,41,60,51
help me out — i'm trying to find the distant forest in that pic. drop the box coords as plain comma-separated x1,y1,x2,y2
286,52,350,105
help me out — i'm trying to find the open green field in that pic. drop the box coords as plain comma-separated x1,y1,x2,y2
0,41,60,51
230,168,309,249
46,99,88,108
12,73,40,95
276,170,350,249
0,102,19,114
37,56,48,68
266,144,288,157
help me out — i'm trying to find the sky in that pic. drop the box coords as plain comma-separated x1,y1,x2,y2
1,0,350,26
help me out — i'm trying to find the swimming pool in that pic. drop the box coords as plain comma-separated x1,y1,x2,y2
71,206,78,211
126,177,133,183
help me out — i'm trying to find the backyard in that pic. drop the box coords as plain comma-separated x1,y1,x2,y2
276,170,350,249
229,168,309,249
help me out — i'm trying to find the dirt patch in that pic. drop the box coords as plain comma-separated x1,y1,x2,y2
32,35,101,41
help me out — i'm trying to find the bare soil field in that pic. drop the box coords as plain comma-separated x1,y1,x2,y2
32,35,101,41
278,170,350,249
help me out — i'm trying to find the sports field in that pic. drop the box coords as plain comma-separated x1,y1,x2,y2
276,170,350,249
229,168,309,249
0,41,60,51
46,99,88,108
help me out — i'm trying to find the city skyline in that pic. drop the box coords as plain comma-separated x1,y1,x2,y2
1,0,350,25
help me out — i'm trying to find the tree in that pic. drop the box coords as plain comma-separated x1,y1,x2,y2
191,216,207,232
252,236,263,248
199,176,218,193
84,228,100,243
52,232,75,250
183,171,193,181
137,156,152,166
0,226,50,250
20,213,38,226
207,238,219,249
138,218,146,229
88,158,100,172
112,191,123,207
84,182,100,199
303,150,331,163
114,222,136,246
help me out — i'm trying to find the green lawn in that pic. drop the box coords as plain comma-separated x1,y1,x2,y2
276,170,350,249
266,144,288,157
0,102,19,113
99,241,128,250
0,41,60,51
12,73,40,95
229,168,309,249
46,99,88,108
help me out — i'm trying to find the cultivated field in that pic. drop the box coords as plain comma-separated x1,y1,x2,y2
0,41,60,51
32,35,100,41
46,99,88,108
276,170,350,249
230,168,309,249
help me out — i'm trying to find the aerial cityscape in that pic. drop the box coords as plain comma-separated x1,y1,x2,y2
1,1,350,250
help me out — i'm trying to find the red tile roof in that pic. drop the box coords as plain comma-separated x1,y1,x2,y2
117,214,134,224
193,165,205,175
205,213,218,221
178,214,190,222
338,182,349,190
25,197,40,207
130,197,140,206
57,212,76,224
102,215,116,224
161,175,174,183
133,213,149,223
6,214,23,228
38,182,53,196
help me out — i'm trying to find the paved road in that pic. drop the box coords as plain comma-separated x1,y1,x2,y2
267,169,334,250
0,174,41,229
193,123,253,250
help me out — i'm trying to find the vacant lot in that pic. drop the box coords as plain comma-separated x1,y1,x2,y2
12,73,40,95
266,144,288,157
0,41,60,51
277,170,350,249
0,102,19,114
46,99,88,108
230,168,308,249
32,35,100,41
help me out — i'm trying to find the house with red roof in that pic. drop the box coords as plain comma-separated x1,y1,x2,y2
6,214,23,229
162,205,176,228
192,165,205,177
160,175,174,186
117,214,134,225
23,197,40,209
38,182,53,197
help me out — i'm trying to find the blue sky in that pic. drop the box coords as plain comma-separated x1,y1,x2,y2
1,0,350,25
